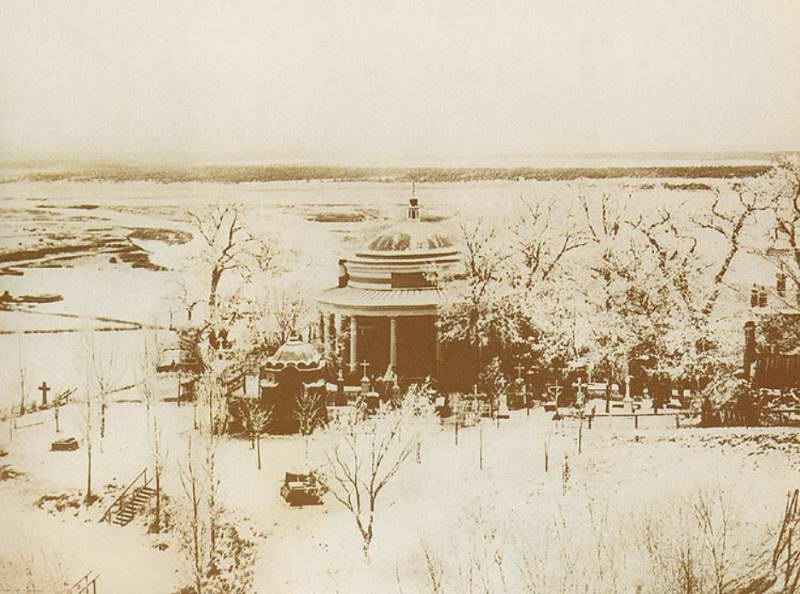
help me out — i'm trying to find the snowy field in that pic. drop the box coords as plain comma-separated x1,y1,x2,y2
0,391,798,593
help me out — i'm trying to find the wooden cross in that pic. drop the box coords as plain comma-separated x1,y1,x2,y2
360,360,370,379
498,376,508,389
39,381,50,406
515,365,525,380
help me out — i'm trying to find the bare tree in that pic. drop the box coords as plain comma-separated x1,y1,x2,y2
771,489,800,593
193,362,231,436
174,433,225,594
578,191,751,394
320,393,432,560
691,182,771,317
295,387,322,463
89,339,121,442
510,196,586,292
769,158,800,309
142,335,168,533
178,204,284,387
17,332,26,417
270,287,310,346
203,435,221,567
188,204,261,312
436,217,519,385
176,436,210,594
238,398,273,470
79,360,96,504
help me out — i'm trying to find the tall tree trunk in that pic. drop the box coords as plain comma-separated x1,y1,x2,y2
154,468,161,533
86,443,92,502
191,476,202,594
256,434,262,470
209,266,222,311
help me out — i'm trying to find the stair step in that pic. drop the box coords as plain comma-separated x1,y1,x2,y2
139,487,157,495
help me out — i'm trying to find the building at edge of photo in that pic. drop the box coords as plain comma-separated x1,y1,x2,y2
316,193,465,391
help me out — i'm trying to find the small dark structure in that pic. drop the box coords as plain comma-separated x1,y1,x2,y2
752,354,800,389
51,437,79,451
260,337,328,433
280,471,327,506
744,320,800,389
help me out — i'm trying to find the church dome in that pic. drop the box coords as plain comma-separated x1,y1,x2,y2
321,194,464,295
365,219,455,252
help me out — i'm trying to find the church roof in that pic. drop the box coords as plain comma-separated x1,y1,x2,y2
360,194,457,254
317,194,464,308
365,220,456,252
317,286,445,312
264,338,324,371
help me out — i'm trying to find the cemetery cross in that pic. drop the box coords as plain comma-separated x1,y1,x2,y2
39,381,50,407
360,360,370,380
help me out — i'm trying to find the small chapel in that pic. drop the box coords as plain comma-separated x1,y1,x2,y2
316,193,464,390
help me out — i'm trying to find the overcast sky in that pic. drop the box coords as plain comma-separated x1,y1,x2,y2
1,0,798,165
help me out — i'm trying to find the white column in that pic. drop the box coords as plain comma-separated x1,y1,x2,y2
349,315,358,373
389,316,398,370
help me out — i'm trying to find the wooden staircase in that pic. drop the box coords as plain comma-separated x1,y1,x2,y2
101,468,156,527
111,485,156,526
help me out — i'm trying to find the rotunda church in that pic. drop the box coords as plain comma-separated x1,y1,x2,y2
316,195,464,387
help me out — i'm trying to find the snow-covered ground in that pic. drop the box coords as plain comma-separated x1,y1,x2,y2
1,384,797,593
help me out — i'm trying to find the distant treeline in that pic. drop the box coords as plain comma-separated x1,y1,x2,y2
3,164,772,184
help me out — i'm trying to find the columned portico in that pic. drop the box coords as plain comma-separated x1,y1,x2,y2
322,307,439,382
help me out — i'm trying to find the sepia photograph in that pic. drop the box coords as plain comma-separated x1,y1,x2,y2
1,1,800,592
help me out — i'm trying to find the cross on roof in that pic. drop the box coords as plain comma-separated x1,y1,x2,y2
514,364,525,379
360,360,370,379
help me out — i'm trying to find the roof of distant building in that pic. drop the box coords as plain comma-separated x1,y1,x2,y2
264,337,324,371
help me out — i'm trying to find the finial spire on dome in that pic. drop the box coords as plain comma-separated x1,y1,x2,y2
407,195,420,221
407,180,420,221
